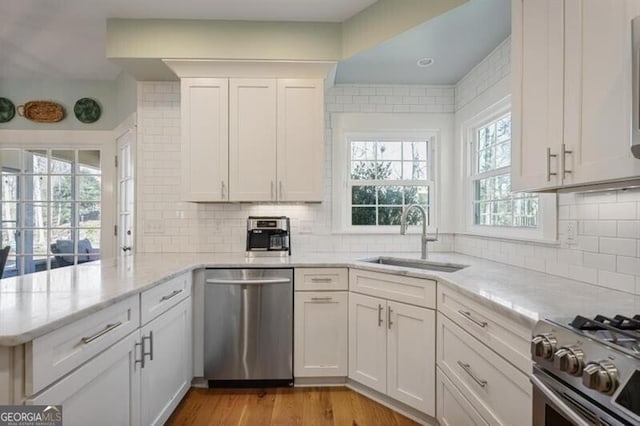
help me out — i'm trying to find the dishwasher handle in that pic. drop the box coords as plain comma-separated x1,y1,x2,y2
205,278,291,285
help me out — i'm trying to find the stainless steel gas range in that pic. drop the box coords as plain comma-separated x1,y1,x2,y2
531,315,640,425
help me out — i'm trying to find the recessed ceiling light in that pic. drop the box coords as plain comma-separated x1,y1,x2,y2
416,57,435,68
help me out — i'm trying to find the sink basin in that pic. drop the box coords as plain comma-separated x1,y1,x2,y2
361,256,468,273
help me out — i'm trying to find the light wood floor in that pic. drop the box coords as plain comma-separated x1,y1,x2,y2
166,387,420,426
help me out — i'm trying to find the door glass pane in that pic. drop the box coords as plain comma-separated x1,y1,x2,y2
51,175,73,201
24,202,48,228
1,173,18,201
24,176,47,200
50,202,72,228
24,150,48,173
0,150,21,172
78,202,100,227
23,229,47,254
78,176,101,201
78,151,101,174
79,228,100,261
51,150,73,174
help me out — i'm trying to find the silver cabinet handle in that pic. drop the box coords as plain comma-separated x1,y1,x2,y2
135,339,145,368
160,289,183,302
81,321,122,344
388,306,393,330
546,148,558,182
279,181,283,200
378,304,384,327
206,278,291,285
310,296,333,302
271,181,275,200
458,310,488,328
530,375,590,426
142,331,153,362
221,181,226,199
457,361,487,388
310,277,332,283
561,143,573,177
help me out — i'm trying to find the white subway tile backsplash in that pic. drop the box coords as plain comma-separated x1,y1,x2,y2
580,220,617,237
617,256,640,276
599,237,637,256
599,202,637,220
598,270,636,293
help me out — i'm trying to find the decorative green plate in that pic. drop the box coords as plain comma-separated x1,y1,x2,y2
0,98,16,123
74,98,101,123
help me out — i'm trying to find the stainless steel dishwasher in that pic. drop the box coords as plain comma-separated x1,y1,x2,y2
203,268,293,387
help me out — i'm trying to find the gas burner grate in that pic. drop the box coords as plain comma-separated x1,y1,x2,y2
570,314,640,342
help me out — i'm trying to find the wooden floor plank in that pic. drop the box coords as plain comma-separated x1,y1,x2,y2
166,386,420,426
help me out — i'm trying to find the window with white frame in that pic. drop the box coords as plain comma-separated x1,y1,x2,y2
470,113,539,228
348,137,434,227
0,149,102,277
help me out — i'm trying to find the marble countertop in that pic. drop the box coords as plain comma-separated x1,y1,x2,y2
1,251,639,346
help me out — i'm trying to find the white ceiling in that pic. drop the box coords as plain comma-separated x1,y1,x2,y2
335,0,511,85
0,0,376,80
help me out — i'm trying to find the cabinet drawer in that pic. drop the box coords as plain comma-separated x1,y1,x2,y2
141,273,191,326
438,285,531,374
437,313,532,426
28,295,139,395
349,269,436,308
294,268,348,291
437,367,488,426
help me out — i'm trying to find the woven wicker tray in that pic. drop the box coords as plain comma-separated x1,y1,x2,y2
17,101,64,123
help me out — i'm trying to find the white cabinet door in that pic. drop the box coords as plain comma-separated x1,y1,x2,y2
386,301,435,415
348,292,387,393
276,79,324,202
294,291,348,377
564,0,640,186
511,0,565,191
140,297,192,426
28,332,141,426
181,78,229,201
229,79,277,201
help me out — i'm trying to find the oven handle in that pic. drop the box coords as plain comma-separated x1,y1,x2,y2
530,375,591,426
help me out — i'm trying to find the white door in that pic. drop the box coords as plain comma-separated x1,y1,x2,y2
181,78,229,202
563,0,640,185
229,78,277,201
294,291,348,377
140,297,191,426
511,0,565,191
116,128,135,255
386,301,436,414
27,331,141,426
348,292,387,393
276,79,324,201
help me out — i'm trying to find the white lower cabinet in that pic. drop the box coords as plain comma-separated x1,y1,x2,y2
140,297,192,426
294,291,348,377
436,367,488,426
27,331,141,426
349,292,435,415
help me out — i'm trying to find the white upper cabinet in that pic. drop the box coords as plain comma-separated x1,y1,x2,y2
277,79,325,202
229,79,278,201
181,78,229,201
180,76,325,202
512,0,640,192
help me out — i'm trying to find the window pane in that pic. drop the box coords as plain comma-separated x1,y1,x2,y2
351,186,375,205
404,186,429,205
0,202,17,224
24,150,48,173
51,202,72,228
23,229,47,254
377,142,402,160
24,175,47,200
403,142,427,162
0,150,21,173
478,148,494,173
51,150,73,174
1,229,16,252
351,161,378,180
50,230,75,267
2,173,18,201
495,142,511,169
78,151,101,174
377,186,403,205
377,162,402,180
352,207,376,225
405,208,428,226
79,202,100,227
402,161,427,180
496,116,511,142
51,175,72,201
79,229,100,261
24,202,47,228
79,175,101,201
378,207,403,225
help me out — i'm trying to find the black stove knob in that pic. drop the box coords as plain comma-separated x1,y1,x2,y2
582,361,619,395
531,334,557,360
553,346,584,376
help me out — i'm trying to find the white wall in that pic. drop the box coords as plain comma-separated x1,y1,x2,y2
135,82,456,254
452,36,640,295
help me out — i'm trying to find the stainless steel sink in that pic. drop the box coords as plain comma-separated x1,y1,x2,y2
361,256,468,273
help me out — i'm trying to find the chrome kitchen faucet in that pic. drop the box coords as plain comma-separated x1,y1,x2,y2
400,204,438,260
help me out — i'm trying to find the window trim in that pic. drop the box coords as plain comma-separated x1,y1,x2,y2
332,112,444,234
463,97,557,241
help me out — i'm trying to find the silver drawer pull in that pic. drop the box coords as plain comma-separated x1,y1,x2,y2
458,310,488,328
160,289,183,302
311,296,333,301
457,361,487,388
378,304,383,327
310,277,332,283
81,321,122,344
